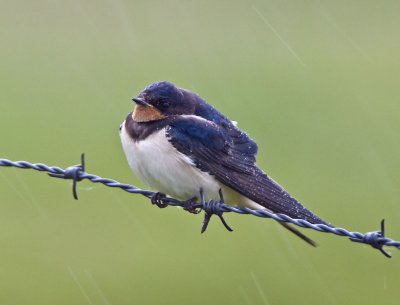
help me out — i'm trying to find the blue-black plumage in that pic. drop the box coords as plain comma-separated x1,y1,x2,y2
120,81,330,246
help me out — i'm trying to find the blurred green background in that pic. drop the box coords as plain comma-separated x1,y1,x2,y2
1,0,400,304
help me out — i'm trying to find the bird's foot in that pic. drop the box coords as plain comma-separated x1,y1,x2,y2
182,196,201,214
151,192,168,208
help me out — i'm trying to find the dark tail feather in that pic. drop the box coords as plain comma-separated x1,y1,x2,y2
280,222,318,247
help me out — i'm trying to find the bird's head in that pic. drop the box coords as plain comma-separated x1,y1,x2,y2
131,81,195,122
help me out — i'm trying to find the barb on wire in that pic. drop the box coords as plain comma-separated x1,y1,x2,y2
0,154,399,258
48,153,86,200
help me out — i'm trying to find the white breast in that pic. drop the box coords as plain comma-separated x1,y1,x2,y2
120,121,265,209
120,124,222,200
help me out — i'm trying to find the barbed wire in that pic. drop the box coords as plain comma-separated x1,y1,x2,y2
0,154,399,258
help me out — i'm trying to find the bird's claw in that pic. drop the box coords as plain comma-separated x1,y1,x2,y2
151,192,168,208
183,196,201,214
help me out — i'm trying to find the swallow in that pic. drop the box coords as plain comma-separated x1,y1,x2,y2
120,81,330,246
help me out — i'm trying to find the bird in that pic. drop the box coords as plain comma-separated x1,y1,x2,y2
120,81,330,246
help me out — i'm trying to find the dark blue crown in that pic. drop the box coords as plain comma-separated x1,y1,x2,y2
143,81,182,101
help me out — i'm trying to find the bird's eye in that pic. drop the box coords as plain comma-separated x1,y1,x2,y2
158,100,170,109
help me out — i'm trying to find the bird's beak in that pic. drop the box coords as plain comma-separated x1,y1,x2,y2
132,97,152,107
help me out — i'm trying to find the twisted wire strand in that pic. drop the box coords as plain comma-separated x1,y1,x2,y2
0,156,399,257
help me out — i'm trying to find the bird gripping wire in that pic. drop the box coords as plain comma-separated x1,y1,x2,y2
0,154,399,258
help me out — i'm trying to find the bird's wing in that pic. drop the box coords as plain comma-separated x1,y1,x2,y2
166,116,329,225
